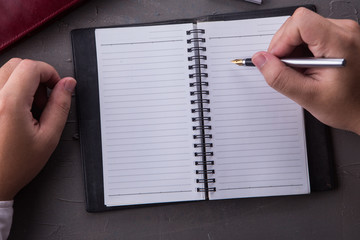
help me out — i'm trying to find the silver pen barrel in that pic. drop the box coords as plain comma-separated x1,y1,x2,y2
281,58,346,68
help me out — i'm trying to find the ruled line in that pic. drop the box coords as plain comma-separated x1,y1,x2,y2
210,86,270,90
216,146,300,153
210,48,265,54
216,184,303,191
212,91,275,97
109,190,192,197
103,91,185,97
211,97,285,103
218,153,302,160
208,33,274,40
208,42,270,48
108,171,190,178
104,121,188,128
216,165,302,172
149,35,185,39
217,171,302,178
217,159,301,165
103,78,185,85
209,73,259,77
102,85,186,92
104,115,187,122
211,116,297,122
107,159,190,165
105,140,189,147
101,39,183,46
215,140,299,147
211,109,296,115
108,164,192,171
149,29,184,33
109,177,190,184
102,60,179,67
104,109,187,116
106,145,189,153
104,96,187,104
213,103,294,110
101,54,185,61
218,178,303,184
104,103,185,110
105,133,189,141
213,120,297,126
214,133,299,141
103,72,185,79
109,184,192,191
103,66,183,73
100,47,182,54
213,125,297,132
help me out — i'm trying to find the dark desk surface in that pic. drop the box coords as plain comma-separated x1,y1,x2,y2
1,0,360,239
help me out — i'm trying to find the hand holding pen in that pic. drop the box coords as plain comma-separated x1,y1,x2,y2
232,58,346,68
243,7,360,135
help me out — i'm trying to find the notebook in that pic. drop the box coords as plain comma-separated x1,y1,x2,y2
72,5,334,212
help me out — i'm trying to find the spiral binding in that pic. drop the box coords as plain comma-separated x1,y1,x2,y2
187,27,215,194
197,187,216,192
191,99,209,104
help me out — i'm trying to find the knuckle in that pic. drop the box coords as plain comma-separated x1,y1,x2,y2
18,59,38,71
292,7,310,20
7,58,22,65
344,19,360,31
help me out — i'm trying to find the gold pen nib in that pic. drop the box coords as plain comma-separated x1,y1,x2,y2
231,59,245,66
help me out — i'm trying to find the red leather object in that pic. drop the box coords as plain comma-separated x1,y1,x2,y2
0,0,84,52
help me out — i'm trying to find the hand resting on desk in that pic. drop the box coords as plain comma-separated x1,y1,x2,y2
253,7,360,134
0,58,76,201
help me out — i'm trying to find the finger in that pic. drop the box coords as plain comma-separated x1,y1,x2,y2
252,51,318,108
2,59,61,106
267,15,292,53
38,77,76,148
268,7,344,58
0,58,22,89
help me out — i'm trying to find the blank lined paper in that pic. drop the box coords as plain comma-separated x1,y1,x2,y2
95,23,203,206
93,16,311,207
197,17,310,199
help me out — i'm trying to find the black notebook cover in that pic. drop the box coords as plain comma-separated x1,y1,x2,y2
72,5,335,212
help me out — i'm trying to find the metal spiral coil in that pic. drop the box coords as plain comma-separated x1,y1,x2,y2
188,28,215,193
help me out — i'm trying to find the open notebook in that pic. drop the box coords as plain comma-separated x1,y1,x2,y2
72,5,334,212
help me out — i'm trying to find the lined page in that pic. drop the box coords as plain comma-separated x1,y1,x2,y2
197,17,310,200
95,23,204,206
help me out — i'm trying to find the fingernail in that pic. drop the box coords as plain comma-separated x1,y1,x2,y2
252,53,267,69
64,78,77,93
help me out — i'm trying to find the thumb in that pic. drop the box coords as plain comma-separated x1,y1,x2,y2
39,77,77,147
252,51,317,108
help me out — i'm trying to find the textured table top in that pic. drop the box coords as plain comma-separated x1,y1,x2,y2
1,0,360,239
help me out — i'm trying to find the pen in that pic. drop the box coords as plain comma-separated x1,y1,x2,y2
232,58,346,68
